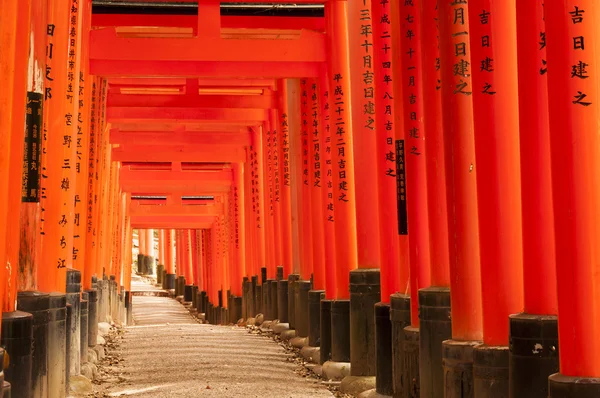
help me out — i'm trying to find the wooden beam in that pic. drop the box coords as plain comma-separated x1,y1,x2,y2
110,130,252,147
106,107,267,123
131,215,215,229
130,203,224,217
112,145,247,163
107,93,276,109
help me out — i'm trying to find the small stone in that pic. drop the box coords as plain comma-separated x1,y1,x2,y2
98,322,111,336
69,375,93,395
93,345,105,361
96,335,106,345
255,314,264,325
87,348,98,364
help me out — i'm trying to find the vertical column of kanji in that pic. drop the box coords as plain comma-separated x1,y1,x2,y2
253,129,266,282
327,0,358,366
72,0,91,284
201,230,207,293
299,80,314,283
438,0,483,395
263,119,276,279
232,163,245,306
269,109,282,271
123,193,132,293
546,2,600,396
41,0,75,293
347,0,383,377
510,2,559,396
184,229,193,302
95,98,111,278
469,2,525,395
277,81,293,278
245,148,256,280
18,0,44,293
318,68,336,300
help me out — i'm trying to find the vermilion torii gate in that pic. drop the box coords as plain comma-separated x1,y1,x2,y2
0,1,599,397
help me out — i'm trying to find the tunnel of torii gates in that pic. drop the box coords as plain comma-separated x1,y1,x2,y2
0,0,598,397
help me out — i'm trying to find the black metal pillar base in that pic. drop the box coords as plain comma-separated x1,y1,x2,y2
125,291,133,325
243,280,251,319
241,278,248,320
278,279,289,322
390,294,411,398
164,273,176,290
65,304,71,391
231,296,242,323
254,284,262,317
473,345,509,398
320,299,332,365
509,313,558,398
176,276,186,298
156,264,164,284
17,292,49,398
80,292,89,363
331,299,351,363
295,280,311,338
192,286,199,309
262,281,271,320
137,254,144,273
270,280,278,320
48,293,67,396
349,268,381,376
145,255,155,276
251,276,258,316
184,285,193,303
375,302,393,396
2,311,33,398
403,326,420,398
442,340,479,398
161,270,167,289
199,291,207,313
418,286,452,398
66,269,81,376
85,289,98,348
287,274,300,329
549,373,600,397
308,290,325,347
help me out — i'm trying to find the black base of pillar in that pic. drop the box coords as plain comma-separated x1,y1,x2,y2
276,266,284,281
331,299,351,363
66,268,82,377
262,281,271,320
442,340,478,398
418,287,452,398
192,286,199,309
156,264,164,284
320,299,332,365
295,280,311,338
473,345,509,398
0,347,5,388
176,276,186,298
2,381,10,398
125,291,133,325
277,280,289,322
65,304,71,391
349,268,381,377
85,289,98,348
375,302,393,396
199,291,207,314
137,254,144,274
287,274,300,329
2,311,33,398
231,296,242,323
164,273,176,290
251,276,258,316
308,290,325,347
391,294,411,398
16,291,49,398
243,280,251,319
80,292,89,363
549,373,600,397
403,326,420,398
184,285,193,303
48,293,67,396
145,255,155,276
270,280,278,320
254,284,262,317
509,313,558,398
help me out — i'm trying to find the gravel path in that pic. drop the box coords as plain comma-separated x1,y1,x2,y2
92,284,333,397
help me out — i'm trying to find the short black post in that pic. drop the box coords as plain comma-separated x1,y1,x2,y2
16,292,48,398
349,268,381,376
251,276,258,316
509,313,558,398
48,293,67,395
261,267,267,284
124,291,133,325
419,287,452,398
320,299,332,365
80,292,89,364
164,273,176,290
65,304,71,391
295,280,312,338
277,278,289,322
137,254,144,273
231,296,242,323
276,266,284,281
1,311,33,398
287,274,300,329
390,294,411,398
549,374,600,397
331,300,351,363
442,340,478,398
254,284,262,317
184,284,193,303
262,281,271,319
375,302,393,396
156,264,164,284
403,326,420,398
85,289,98,348
308,290,325,347
473,345,509,398
270,280,278,320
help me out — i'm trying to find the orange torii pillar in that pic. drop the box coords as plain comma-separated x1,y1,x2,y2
138,229,146,273
191,230,199,308
437,0,484,395
276,79,295,324
546,1,600,396
306,78,327,350
317,61,337,365
469,1,525,395
194,229,205,314
0,0,34,396
323,0,359,368
292,78,313,339
261,118,276,321
183,229,194,303
145,228,155,276
231,163,245,322
243,146,257,317
252,128,267,287
509,1,559,397
347,0,383,378
156,229,165,285
175,230,185,299
123,193,133,325
371,0,410,394
163,229,176,291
